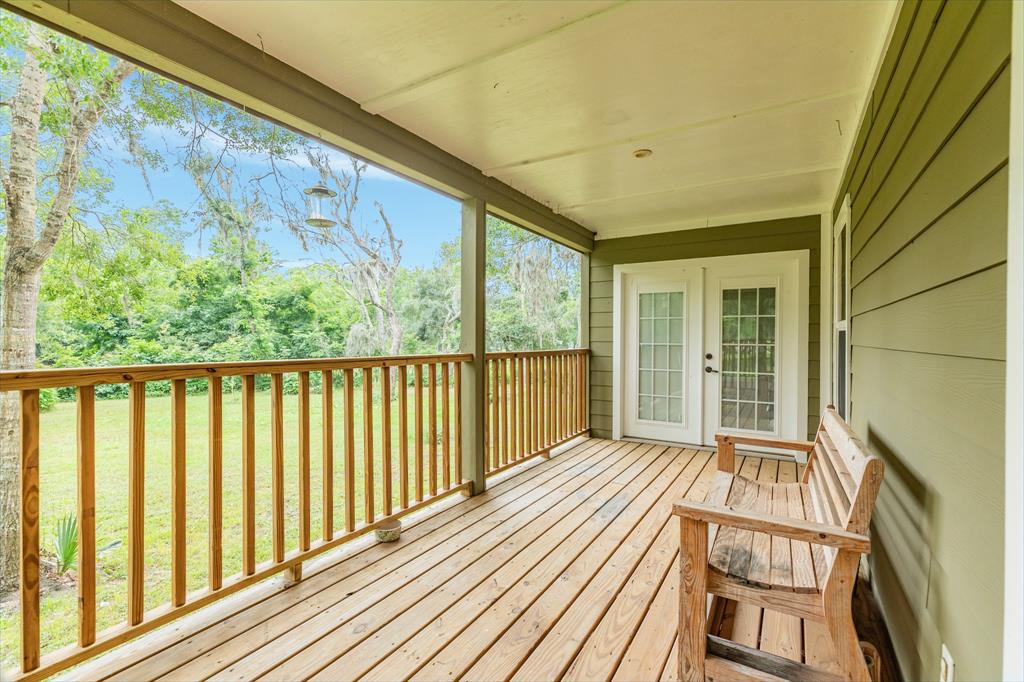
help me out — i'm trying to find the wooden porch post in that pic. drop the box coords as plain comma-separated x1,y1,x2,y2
460,197,487,495
579,252,591,432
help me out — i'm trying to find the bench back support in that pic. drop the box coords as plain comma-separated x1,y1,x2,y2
804,407,884,535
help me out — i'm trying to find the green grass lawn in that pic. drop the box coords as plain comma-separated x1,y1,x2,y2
0,385,456,670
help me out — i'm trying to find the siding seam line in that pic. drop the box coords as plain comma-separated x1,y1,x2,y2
851,56,1011,260
848,0,954,205
851,260,1008,318
850,159,1009,288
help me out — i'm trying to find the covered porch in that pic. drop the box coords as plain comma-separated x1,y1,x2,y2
0,0,1018,680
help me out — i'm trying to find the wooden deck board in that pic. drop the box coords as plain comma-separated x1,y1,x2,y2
69,440,839,682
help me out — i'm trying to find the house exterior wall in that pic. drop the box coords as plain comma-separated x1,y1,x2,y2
587,215,821,439
830,1,1010,679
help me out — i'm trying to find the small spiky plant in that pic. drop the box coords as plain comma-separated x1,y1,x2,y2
53,513,78,576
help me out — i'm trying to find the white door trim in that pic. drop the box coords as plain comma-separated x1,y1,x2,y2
612,250,809,446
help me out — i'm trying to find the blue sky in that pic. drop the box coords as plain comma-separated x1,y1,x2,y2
102,123,461,270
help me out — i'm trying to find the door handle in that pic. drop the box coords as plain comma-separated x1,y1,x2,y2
704,366,718,374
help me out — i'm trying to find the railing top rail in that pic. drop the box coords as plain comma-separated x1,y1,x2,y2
484,348,589,360
0,352,473,392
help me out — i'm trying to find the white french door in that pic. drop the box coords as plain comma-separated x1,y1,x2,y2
622,269,703,444
615,252,807,448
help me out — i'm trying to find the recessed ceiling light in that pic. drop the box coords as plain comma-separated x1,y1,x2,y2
633,148,653,159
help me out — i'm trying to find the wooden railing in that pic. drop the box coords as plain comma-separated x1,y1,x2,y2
0,353,471,681
483,348,589,475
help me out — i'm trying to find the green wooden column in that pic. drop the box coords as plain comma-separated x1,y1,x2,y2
460,197,487,494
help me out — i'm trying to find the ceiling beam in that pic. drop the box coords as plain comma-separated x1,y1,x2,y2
561,163,840,212
3,0,595,252
360,1,629,115
482,86,863,173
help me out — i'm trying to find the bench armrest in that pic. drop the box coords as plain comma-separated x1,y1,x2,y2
672,500,871,553
715,433,816,453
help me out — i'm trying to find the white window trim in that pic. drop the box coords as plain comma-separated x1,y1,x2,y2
832,195,852,418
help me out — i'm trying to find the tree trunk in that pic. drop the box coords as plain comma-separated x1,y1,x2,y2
0,32,46,593
0,267,41,591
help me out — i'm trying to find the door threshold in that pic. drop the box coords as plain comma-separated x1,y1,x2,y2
619,436,804,462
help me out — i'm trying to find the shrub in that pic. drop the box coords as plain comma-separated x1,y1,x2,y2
39,388,57,412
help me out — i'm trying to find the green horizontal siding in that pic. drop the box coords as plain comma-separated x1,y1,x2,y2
588,215,821,440
831,1,1009,679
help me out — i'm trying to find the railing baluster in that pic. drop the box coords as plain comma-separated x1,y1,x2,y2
573,350,581,430
398,365,409,508
441,363,450,489
509,356,518,461
414,363,424,502
322,370,334,541
344,368,356,532
532,356,539,454
544,356,552,446
524,357,532,456
362,368,375,524
517,357,525,462
381,366,393,517
579,352,585,432
561,354,568,440
298,371,311,553
208,376,222,591
20,389,40,672
428,363,438,497
77,386,96,647
453,362,462,484
489,359,498,471
500,358,508,467
561,352,569,438
128,381,146,624
241,375,256,576
171,379,187,607
563,354,569,438
482,360,489,474
585,352,590,429
270,374,285,563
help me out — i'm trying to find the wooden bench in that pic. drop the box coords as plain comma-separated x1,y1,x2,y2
673,407,884,682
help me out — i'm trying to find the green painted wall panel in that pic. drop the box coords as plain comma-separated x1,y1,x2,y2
851,167,1008,314
854,265,1006,360
848,0,949,201
587,215,820,436
853,6,1011,256
832,1,1009,678
852,348,1005,680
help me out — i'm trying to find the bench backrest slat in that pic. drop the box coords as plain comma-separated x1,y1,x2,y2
808,407,885,536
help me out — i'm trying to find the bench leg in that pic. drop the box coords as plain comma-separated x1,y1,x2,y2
678,515,708,682
714,436,734,473
823,551,870,682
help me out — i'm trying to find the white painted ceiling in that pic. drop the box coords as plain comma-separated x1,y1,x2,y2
177,0,896,240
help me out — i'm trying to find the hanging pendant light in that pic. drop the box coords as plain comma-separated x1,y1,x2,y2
304,181,337,228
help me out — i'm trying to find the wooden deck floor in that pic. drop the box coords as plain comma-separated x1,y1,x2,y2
70,438,841,681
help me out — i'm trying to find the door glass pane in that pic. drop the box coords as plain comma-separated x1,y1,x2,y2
637,291,685,424
721,286,777,433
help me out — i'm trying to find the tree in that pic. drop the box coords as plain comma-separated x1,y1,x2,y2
0,19,134,587
485,216,580,351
